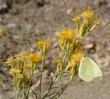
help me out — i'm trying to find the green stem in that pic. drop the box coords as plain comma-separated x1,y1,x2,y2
25,88,30,99
16,87,19,99
50,81,71,99
42,71,63,99
39,59,44,99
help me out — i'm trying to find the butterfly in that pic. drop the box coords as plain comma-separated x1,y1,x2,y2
78,57,103,81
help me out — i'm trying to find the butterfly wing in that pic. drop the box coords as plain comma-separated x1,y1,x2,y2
78,57,102,81
89,58,102,78
78,57,94,81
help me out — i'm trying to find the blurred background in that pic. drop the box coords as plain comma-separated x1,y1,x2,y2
0,0,110,99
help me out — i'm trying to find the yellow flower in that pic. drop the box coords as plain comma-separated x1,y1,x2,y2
35,40,50,55
68,48,84,69
0,26,6,38
17,51,29,59
29,52,42,63
10,68,22,86
6,56,14,67
58,28,76,50
59,28,76,42
81,7,99,25
82,7,94,19
73,48,84,62
10,68,21,75
35,40,50,50
67,48,84,77
72,15,80,24
55,57,62,72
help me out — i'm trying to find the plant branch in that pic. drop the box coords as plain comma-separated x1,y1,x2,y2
50,81,71,99
42,71,63,99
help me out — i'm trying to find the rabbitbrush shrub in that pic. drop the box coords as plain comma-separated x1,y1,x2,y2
6,7,102,99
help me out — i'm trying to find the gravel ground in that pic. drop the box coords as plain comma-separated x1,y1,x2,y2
0,0,110,99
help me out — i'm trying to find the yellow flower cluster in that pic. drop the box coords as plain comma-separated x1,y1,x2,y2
57,28,83,76
58,28,77,52
56,7,99,78
68,48,84,76
72,7,99,37
6,50,42,87
6,39,50,89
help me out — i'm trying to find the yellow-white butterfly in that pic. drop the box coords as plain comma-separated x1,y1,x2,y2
78,57,103,81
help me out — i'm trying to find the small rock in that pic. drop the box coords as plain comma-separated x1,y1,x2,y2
98,0,108,7
0,0,9,13
36,0,45,7
66,8,73,14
